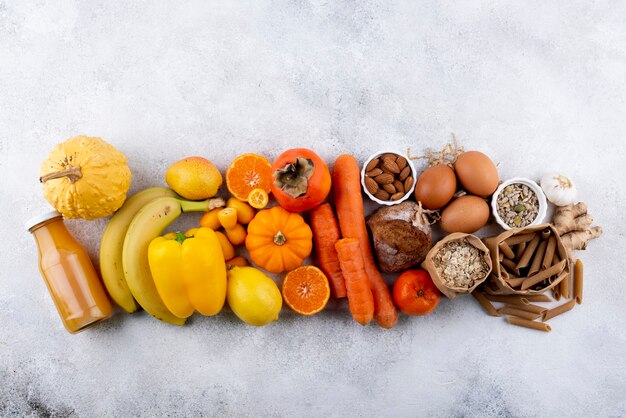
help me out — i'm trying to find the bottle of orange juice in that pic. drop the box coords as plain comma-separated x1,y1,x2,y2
26,211,112,333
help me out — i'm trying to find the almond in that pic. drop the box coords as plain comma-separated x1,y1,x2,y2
382,158,400,174
396,156,407,170
374,189,390,201
364,176,378,195
404,176,414,191
383,183,396,194
366,168,383,177
399,166,411,181
390,192,405,201
365,158,379,172
393,180,404,194
374,173,394,185
381,153,397,160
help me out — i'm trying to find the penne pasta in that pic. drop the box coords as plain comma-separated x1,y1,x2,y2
558,269,571,300
521,259,567,290
505,233,536,246
516,235,541,270
542,299,576,322
505,277,525,288
574,259,584,304
498,306,542,321
484,294,529,306
553,287,561,301
515,242,527,259
528,240,547,277
499,242,515,259
506,316,552,332
471,292,500,317
512,303,548,315
541,229,551,240
501,258,519,275
499,252,504,262
523,294,552,303
542,236,557,270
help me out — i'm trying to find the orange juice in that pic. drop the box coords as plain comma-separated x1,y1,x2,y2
26,211,112,333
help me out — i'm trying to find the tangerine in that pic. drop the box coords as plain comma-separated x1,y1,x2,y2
248,188,269,209
226,154,272,201
282,266,330,315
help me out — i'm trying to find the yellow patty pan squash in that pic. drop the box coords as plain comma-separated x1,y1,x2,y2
148,228,227,318
40,136,132,219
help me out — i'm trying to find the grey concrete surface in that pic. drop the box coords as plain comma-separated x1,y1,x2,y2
1,1,625,417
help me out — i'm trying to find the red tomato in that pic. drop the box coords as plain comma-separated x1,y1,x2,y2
392,269,440,316
271,148,331,212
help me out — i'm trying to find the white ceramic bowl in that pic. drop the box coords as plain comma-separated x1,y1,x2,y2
491,177,548,230
361,150,417,206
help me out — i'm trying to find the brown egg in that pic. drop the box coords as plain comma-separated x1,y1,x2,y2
440,195,490,233
454,151,499,197
414,164,457,210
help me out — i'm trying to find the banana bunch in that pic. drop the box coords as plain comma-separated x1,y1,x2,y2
100,187,224,325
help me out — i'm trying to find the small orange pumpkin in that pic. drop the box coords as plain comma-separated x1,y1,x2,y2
245,206,313,273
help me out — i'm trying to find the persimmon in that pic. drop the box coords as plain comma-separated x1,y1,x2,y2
271,148,331,212
392,269,440,316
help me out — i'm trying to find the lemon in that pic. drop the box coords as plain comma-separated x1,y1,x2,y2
165,156,222,200
227,266,282,326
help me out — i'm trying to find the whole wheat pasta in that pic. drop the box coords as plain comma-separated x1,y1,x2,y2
515,242,527,259
512,303,548,315
499,242,515,259
506,316,552,332
516,235,541,269
523,294,552,303
542,236,557,270
558,269,571,300
528,240,548,276
574,259,584,304
542,299,576,322
499,252,504,262
505,277,525,288
498,306,542,321
541,229,551,240
471,292,500,317
501,258,519,275
521,259,567,290
552,252,559,265
505,233,536,246
553,287,561,301
484,294,529,306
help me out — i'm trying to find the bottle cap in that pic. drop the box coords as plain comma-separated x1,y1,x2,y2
25,211,63,232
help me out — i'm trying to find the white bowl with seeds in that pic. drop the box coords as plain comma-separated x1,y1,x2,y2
361,151,417,206
491,177,547,230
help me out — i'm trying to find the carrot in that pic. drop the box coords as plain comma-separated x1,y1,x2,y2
310,203,347,298
332,154,398,328
335,238,374,326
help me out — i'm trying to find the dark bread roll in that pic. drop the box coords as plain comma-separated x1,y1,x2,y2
366,201,432,273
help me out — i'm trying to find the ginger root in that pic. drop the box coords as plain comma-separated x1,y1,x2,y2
553,202,603,255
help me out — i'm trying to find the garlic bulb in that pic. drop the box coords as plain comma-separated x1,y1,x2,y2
540,173,578,206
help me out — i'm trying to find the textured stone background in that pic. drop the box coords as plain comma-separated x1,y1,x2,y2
1,1,625,417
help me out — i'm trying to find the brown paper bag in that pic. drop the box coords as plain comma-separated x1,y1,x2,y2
482,223,570,295
421,232,492,300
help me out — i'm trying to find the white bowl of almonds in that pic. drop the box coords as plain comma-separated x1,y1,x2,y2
361,151,416,206
491,177,548,230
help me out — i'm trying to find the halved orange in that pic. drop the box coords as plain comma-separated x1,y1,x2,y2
248,188,269,209
226,153,272,201
282,266,330,315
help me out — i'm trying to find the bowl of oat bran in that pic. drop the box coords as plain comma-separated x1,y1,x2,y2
421,233,493,299
491,178,548,231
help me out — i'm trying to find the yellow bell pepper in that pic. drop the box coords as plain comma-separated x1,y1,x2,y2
148,227,226,318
